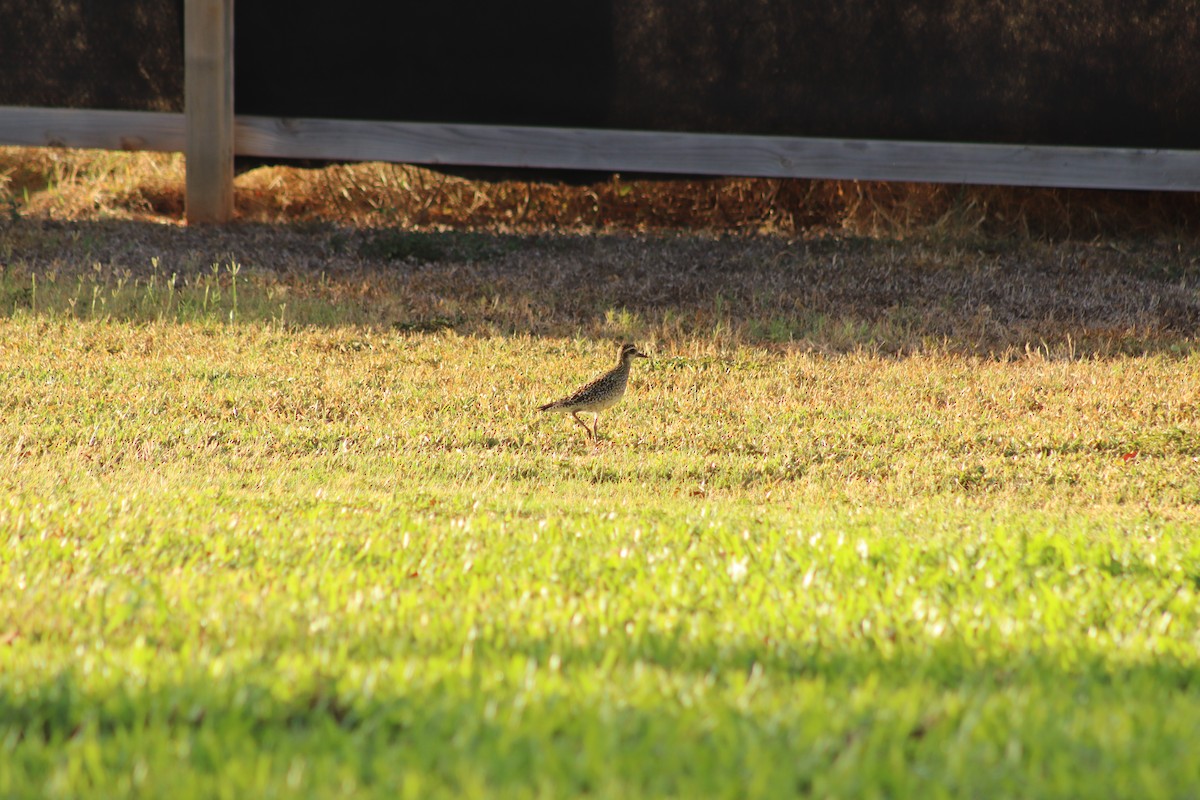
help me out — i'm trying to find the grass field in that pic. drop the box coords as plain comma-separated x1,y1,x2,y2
2,191,1200,795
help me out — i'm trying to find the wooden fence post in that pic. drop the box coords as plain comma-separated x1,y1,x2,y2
185,0,234,224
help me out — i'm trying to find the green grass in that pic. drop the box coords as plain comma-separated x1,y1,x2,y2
1,262,1199,798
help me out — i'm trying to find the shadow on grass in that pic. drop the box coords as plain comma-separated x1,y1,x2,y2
4,217,1200,355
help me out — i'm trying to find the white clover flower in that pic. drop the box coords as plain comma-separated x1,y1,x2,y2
728,556,749,583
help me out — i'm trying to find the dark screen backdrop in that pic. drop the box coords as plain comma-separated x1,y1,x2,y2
2,0,1197,148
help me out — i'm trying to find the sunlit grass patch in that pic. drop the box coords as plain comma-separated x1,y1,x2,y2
2,310,1199,796
0,259,325,327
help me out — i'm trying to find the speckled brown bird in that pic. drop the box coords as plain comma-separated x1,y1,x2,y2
539,343,649,440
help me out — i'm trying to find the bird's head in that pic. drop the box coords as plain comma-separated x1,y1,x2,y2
620,343,650,362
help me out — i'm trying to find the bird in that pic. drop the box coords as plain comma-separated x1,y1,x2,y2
538,343,649,441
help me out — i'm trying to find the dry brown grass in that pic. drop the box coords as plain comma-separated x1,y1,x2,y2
0,147,186,220
3,146,1198,240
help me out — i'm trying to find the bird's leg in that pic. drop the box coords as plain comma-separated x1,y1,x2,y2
571,411,593,439
592,413,601,440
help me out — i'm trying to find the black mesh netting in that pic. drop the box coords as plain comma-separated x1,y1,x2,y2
3,1,1198,149
0,0,184,112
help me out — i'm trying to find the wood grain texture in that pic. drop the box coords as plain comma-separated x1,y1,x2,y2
0,108,185,152
183,0,234,224
233,117,1200,191
2,106,1199,192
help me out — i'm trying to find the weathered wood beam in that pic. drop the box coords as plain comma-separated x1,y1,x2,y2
0,108,185,151
183,0,234,224
2,106,1199,192
233,117,1200,192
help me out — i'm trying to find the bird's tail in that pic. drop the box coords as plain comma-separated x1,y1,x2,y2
537,401,559,411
